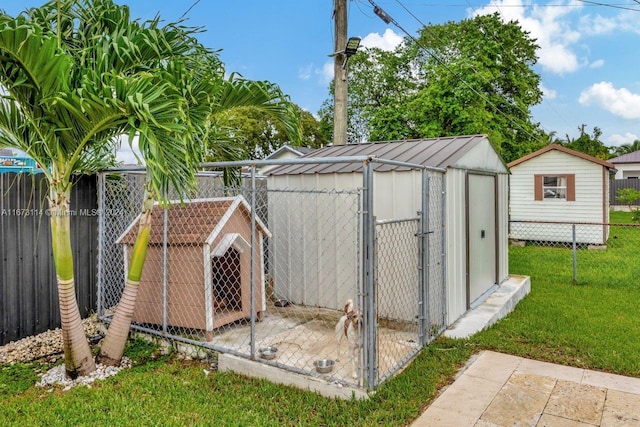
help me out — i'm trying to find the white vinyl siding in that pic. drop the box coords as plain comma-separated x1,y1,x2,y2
613,163,640,179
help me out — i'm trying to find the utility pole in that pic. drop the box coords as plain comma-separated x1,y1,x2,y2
333,0,348,145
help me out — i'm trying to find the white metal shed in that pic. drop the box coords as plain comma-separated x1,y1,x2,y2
508,144,615,245
267,135,509,328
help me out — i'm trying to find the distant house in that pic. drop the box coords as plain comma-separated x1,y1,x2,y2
508,144,615,245
258,145,315,175
609,150,640,179
0,150,44,174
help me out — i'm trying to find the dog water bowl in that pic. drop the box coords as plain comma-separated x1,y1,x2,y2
274,298,290,307
258,347,278,360
314,359,335,374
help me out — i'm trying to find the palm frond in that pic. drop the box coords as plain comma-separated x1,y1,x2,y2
214,76,302,145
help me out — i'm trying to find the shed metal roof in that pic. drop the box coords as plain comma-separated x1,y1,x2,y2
267,135,490,175
609,150,640,164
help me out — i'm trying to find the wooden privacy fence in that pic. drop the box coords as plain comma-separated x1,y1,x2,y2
610,179,640,205
0,173,98,345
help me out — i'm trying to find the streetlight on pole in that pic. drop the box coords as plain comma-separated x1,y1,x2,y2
331,36,361,145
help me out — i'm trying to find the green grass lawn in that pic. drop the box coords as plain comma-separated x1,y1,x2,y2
2,211,639,426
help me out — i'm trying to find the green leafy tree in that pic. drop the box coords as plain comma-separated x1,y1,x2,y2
99,72,301,366
320,13,544,161
218,103,325,160
563,125,613,159
616,188,640,222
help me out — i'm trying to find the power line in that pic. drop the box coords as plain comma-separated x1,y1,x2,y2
178,0,201,21
575,0,640,11
388,2,639,10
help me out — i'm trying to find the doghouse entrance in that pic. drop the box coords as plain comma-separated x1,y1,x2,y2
212,248,242,312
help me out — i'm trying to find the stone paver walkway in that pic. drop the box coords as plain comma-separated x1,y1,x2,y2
412,351,640,426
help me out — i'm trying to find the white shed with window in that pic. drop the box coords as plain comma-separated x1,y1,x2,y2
508,144,615,245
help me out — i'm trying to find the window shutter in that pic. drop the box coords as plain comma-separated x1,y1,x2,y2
534,175,543,201
566,174,575,201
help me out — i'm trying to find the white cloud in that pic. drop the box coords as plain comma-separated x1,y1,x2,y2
580,11,640,36
589,59,604,69
540,83,557,100
319,61,334,85
360,28,403,51
298,64,313,80
579,14,618,35
116,134,143,165
471,0,583,74
307,29,402,87
607,132,639,147
579,82,640,120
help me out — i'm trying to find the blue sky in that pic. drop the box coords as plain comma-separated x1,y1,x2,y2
4,1,640,153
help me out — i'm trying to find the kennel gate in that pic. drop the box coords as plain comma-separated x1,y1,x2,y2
368,166,447,387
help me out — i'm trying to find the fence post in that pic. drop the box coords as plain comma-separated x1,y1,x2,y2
440,173,447,328
572,224,577,284
162,207,168,335
418,170,429,346
97,172,105,318
250,165,257,359
362,160,377,390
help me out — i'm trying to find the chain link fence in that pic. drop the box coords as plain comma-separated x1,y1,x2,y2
97,159,446,390
509,219,640,285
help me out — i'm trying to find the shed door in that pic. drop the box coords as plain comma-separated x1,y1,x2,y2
467,173,497,307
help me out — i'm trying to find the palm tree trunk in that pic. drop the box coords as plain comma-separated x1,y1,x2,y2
98,188,155,366
50,185,96,378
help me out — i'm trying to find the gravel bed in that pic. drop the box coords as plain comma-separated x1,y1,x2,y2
37,357,132,391
0,316,132,390
0,316,104,365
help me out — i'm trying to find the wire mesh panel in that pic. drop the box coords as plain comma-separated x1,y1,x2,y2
426,172,446,339
509,219,640,286
98,173,147,313
374,218,421,385
264,186,362,386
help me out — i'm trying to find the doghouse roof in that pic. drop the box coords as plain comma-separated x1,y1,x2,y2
267,134,504,175
116,195,270,246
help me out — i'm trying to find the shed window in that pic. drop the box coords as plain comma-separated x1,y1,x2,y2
534,174,575,201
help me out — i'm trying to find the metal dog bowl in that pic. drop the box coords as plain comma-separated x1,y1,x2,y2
258,347,278,360
313,359,335,374
274,298,290,307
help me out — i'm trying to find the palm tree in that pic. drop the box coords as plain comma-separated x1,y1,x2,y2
98,74,301,366
614,140,640,156
0,0,211,377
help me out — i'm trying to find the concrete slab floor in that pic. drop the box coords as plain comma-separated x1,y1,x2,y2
412,351,640,426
